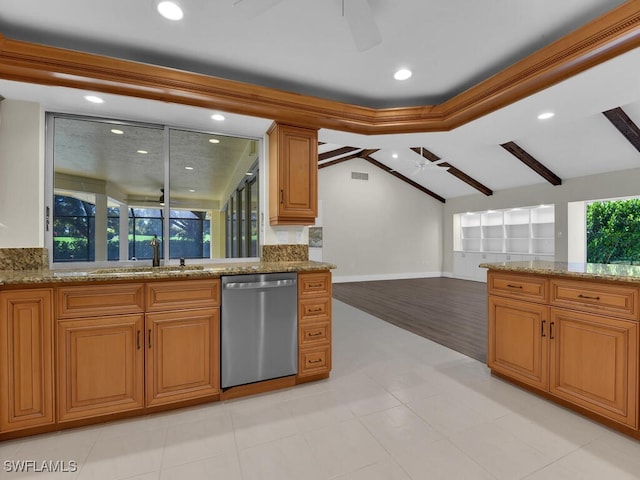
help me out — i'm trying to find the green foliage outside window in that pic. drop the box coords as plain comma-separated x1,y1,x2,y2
587,199,640,265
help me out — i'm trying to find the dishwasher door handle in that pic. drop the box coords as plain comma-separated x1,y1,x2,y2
224,279,296,290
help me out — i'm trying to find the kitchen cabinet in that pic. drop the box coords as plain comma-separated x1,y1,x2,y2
57,314,145,422
0,289,55,432
56,283,146,422
488,271,638,429
145,280,220,407
297,271,332,377
488,296,549,391
549,307,637,427
56,280,220,422
268,122,318,225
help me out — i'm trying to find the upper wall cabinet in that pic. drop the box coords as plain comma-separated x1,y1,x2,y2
268,123,318,225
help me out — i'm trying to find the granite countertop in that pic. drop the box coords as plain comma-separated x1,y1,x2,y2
480,260,640,283
0,260,336,286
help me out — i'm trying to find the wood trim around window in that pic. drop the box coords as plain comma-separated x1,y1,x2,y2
0,1,639,135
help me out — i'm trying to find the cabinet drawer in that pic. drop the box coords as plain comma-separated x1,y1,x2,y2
299,345,331,376
488,272,548,303
57,283,145,319
298,271,332,298
146,279,220,311
299,322,331,347
299,297,331,323
550,279,639,320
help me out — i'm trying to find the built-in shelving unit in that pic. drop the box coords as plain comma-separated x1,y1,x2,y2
456,205,555,255
453,205,555,282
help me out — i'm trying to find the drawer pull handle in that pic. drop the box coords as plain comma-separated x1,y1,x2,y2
308,331,323,337
541,320,546,338
308,358,323,364
549,321,555,340
507,284,523,289
308,283,323,288
137,330,141,350
308,307,323,313
148,329,152,349
578,294,600,300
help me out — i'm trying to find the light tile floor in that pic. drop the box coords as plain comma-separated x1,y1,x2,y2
2,300,640,479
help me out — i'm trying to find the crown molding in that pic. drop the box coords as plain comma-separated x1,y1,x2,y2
0,1,639,135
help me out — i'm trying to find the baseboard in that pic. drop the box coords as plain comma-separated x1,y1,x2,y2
444,272,487,283
332,271,442,283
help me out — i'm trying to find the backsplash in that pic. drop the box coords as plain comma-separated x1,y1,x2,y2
261,244,309,262
0,248,49,270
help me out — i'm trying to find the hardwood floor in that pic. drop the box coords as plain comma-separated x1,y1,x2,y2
332,277,488,363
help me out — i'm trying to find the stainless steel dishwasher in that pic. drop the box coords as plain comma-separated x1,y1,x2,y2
221,272,297,388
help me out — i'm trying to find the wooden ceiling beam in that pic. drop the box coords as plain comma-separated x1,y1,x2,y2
318,149,379,169
318,146,360,161
500,141,562,186
603,107,640,153
0,2,637,135
362,154,446,203
410,147,493,196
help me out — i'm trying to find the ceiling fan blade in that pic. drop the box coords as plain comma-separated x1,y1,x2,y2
343,0,382,52
232,0,284,18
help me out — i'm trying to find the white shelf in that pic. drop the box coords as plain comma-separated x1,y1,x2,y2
455,205,555,256
505,224,530,239
461,226,481,239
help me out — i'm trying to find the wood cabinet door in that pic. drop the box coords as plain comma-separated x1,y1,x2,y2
269,123,318,225
145,308,220,407
488,296,549,391
57,314,145,422
549,308,638,428
0,289,54,432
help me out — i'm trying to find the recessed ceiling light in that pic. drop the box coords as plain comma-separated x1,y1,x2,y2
110,129,124,135
211,114,225,121
245,172,253,176
137,150,148,154
537,112,555,120
185,166,194,170
156,1,183,20
84,95,104,104
189,189,196,193
392,153,398,159
394,69,412,81
209,138,220,144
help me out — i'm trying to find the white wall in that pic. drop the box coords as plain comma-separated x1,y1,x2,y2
0,100,44,247
318,157,444,282
442,167,640,274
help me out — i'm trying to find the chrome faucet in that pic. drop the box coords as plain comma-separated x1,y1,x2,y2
150,235,160,267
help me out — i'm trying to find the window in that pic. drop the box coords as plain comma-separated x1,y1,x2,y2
224,167,258,259
587,198,640,264
47,113,259,264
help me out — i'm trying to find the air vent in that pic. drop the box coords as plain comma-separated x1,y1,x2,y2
351,172,369,181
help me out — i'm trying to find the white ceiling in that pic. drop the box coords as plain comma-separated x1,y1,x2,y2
0,0,639,201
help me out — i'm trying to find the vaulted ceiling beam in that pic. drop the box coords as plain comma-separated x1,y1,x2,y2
318,146,360,161
500,141,562,186
362,154,446,203
603,107,640,153
410,147,493,196
318,149,379,169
